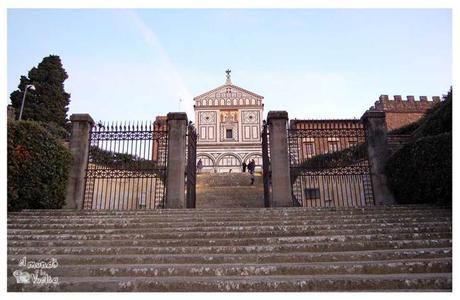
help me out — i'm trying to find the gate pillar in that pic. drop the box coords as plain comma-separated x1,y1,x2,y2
166,112,188,208
64,114,94,209
267,111,292,207
361,111,395,205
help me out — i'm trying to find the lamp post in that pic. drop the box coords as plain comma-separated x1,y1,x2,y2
18,84,35,120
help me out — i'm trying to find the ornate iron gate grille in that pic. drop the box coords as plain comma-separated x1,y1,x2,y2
261,121,271,207
83,121,168,210
186,122,197,208
288,120,374,208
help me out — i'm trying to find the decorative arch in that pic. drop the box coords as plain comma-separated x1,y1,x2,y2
243,152,263,166
216,153,242,167
197,153,215,167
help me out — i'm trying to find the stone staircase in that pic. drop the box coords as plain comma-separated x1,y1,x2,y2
7,206,451,291
196,173,264,208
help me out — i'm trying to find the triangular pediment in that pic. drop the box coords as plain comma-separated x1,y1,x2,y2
194,84,264,101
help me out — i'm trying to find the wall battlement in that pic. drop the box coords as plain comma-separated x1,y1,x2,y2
370,95,441,112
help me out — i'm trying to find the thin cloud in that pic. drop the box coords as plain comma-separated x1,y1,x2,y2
123,10,194,119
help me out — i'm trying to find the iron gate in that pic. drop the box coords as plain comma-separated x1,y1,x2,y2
288,120,374,208
186,121,197,208
83,121,168,209
261,121,270,207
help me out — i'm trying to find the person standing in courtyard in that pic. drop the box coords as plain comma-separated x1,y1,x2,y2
248,159,255,185
197,159,203,174
242,161,247,172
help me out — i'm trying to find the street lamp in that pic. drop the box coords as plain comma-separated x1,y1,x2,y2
18,84,35,121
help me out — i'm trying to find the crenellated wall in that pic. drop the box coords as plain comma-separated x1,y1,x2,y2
369,95,440,131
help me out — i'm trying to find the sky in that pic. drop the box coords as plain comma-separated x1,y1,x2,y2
7,9,452,122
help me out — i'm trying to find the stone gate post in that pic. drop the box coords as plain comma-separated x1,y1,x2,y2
64,114,94,209
361,111,395,205
166,112,188,208
267,111,292,207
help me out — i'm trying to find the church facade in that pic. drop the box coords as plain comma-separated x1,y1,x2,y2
194,70,263,173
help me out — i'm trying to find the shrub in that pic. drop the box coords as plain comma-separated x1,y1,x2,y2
414,89,452,138
7,121,72,211
388,121,420,135
385,132,452,206
40,121,71,140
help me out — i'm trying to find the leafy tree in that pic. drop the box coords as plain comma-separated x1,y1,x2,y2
10,55,70,129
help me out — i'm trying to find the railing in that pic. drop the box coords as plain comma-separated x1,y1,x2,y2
83,121,168,210
186,121,197,208
261,121,271,207
288,122,374,208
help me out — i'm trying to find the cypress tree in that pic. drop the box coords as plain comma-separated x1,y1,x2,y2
10,55,70,128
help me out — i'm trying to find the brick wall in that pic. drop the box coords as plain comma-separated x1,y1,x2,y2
385,112,425,131
369,95,440,131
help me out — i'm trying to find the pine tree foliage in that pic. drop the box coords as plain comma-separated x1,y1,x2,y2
10,55,70,128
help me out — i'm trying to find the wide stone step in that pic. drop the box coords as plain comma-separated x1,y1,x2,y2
8,247,451,266
7,224,451,236
7,214,452,226
8,221,452,233
9,206,451,216
7,227,452,248
7,258,451,278
196,173,262,187
8,208,452,220
7,238,452,257
8,273,452,292
7,227,452,241
8,214,451,224
8,240,451,255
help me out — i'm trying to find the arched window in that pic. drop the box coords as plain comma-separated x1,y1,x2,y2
197,155,214,167
245,154,263,166
217,154,241,167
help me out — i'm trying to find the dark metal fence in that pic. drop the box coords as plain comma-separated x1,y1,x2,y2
83,121,168,210
288,120,374,208
186,122,197,208
261,121,270,207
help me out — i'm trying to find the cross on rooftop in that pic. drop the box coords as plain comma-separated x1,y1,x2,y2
225,69,232,85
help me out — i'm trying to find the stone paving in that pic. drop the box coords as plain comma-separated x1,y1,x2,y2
196,173,264,208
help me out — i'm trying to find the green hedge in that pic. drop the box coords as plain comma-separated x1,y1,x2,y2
296,143,367,171
41,121,71,140
89,146,164,176
388,121,420,135
7,121,72,211
414,93,452,138
385,132,452,206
